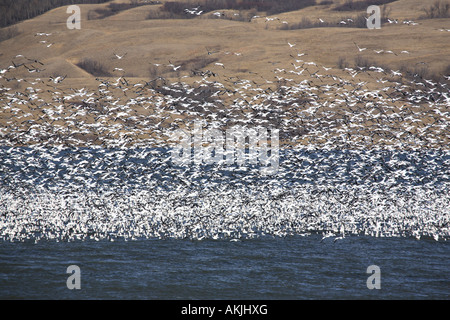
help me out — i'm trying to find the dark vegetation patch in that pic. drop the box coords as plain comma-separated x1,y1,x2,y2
147,0,316,20
420,1,450,19
88,1,161,20
280,4,392,29
0,25,19,42
333,0,397,11
0,0,110,28
280,14,368,29
77,58,112,77
148,56,219,78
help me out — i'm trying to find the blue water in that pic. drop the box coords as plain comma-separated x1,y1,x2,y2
1,146,449,191
0,235,448,299
1,146,449,299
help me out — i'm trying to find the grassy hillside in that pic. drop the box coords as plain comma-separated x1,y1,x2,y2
0,0,449,148
1,0,448,79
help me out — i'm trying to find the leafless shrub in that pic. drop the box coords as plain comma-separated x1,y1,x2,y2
354,55,375,69
88,8,115,20
187,56,219,71
77,58,112,77
87,10,98,20
442,64,450,76
148,65,160,79
379,4,393,24
146,9,177,19
413,65,431,79
0,25,20,42
441,64,450,83
421,0,450,19
337,56,349,69
399,64,433,81
353,12,369,28
399,63,450,85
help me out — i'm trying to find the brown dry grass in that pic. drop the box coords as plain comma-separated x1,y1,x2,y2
0,0,449,148
0,0,447,81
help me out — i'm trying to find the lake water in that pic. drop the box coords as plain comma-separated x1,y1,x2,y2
0,235,448,300
0,146,449,300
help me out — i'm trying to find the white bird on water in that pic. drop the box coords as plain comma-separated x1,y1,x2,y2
1,45,449,243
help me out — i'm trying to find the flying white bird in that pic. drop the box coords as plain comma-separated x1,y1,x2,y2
385,50,397,55
354,42,366,52
168,61,181,71
114,53,127,59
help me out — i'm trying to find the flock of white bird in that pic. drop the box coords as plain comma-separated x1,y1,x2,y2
0,41,449,243
0,144,448,242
